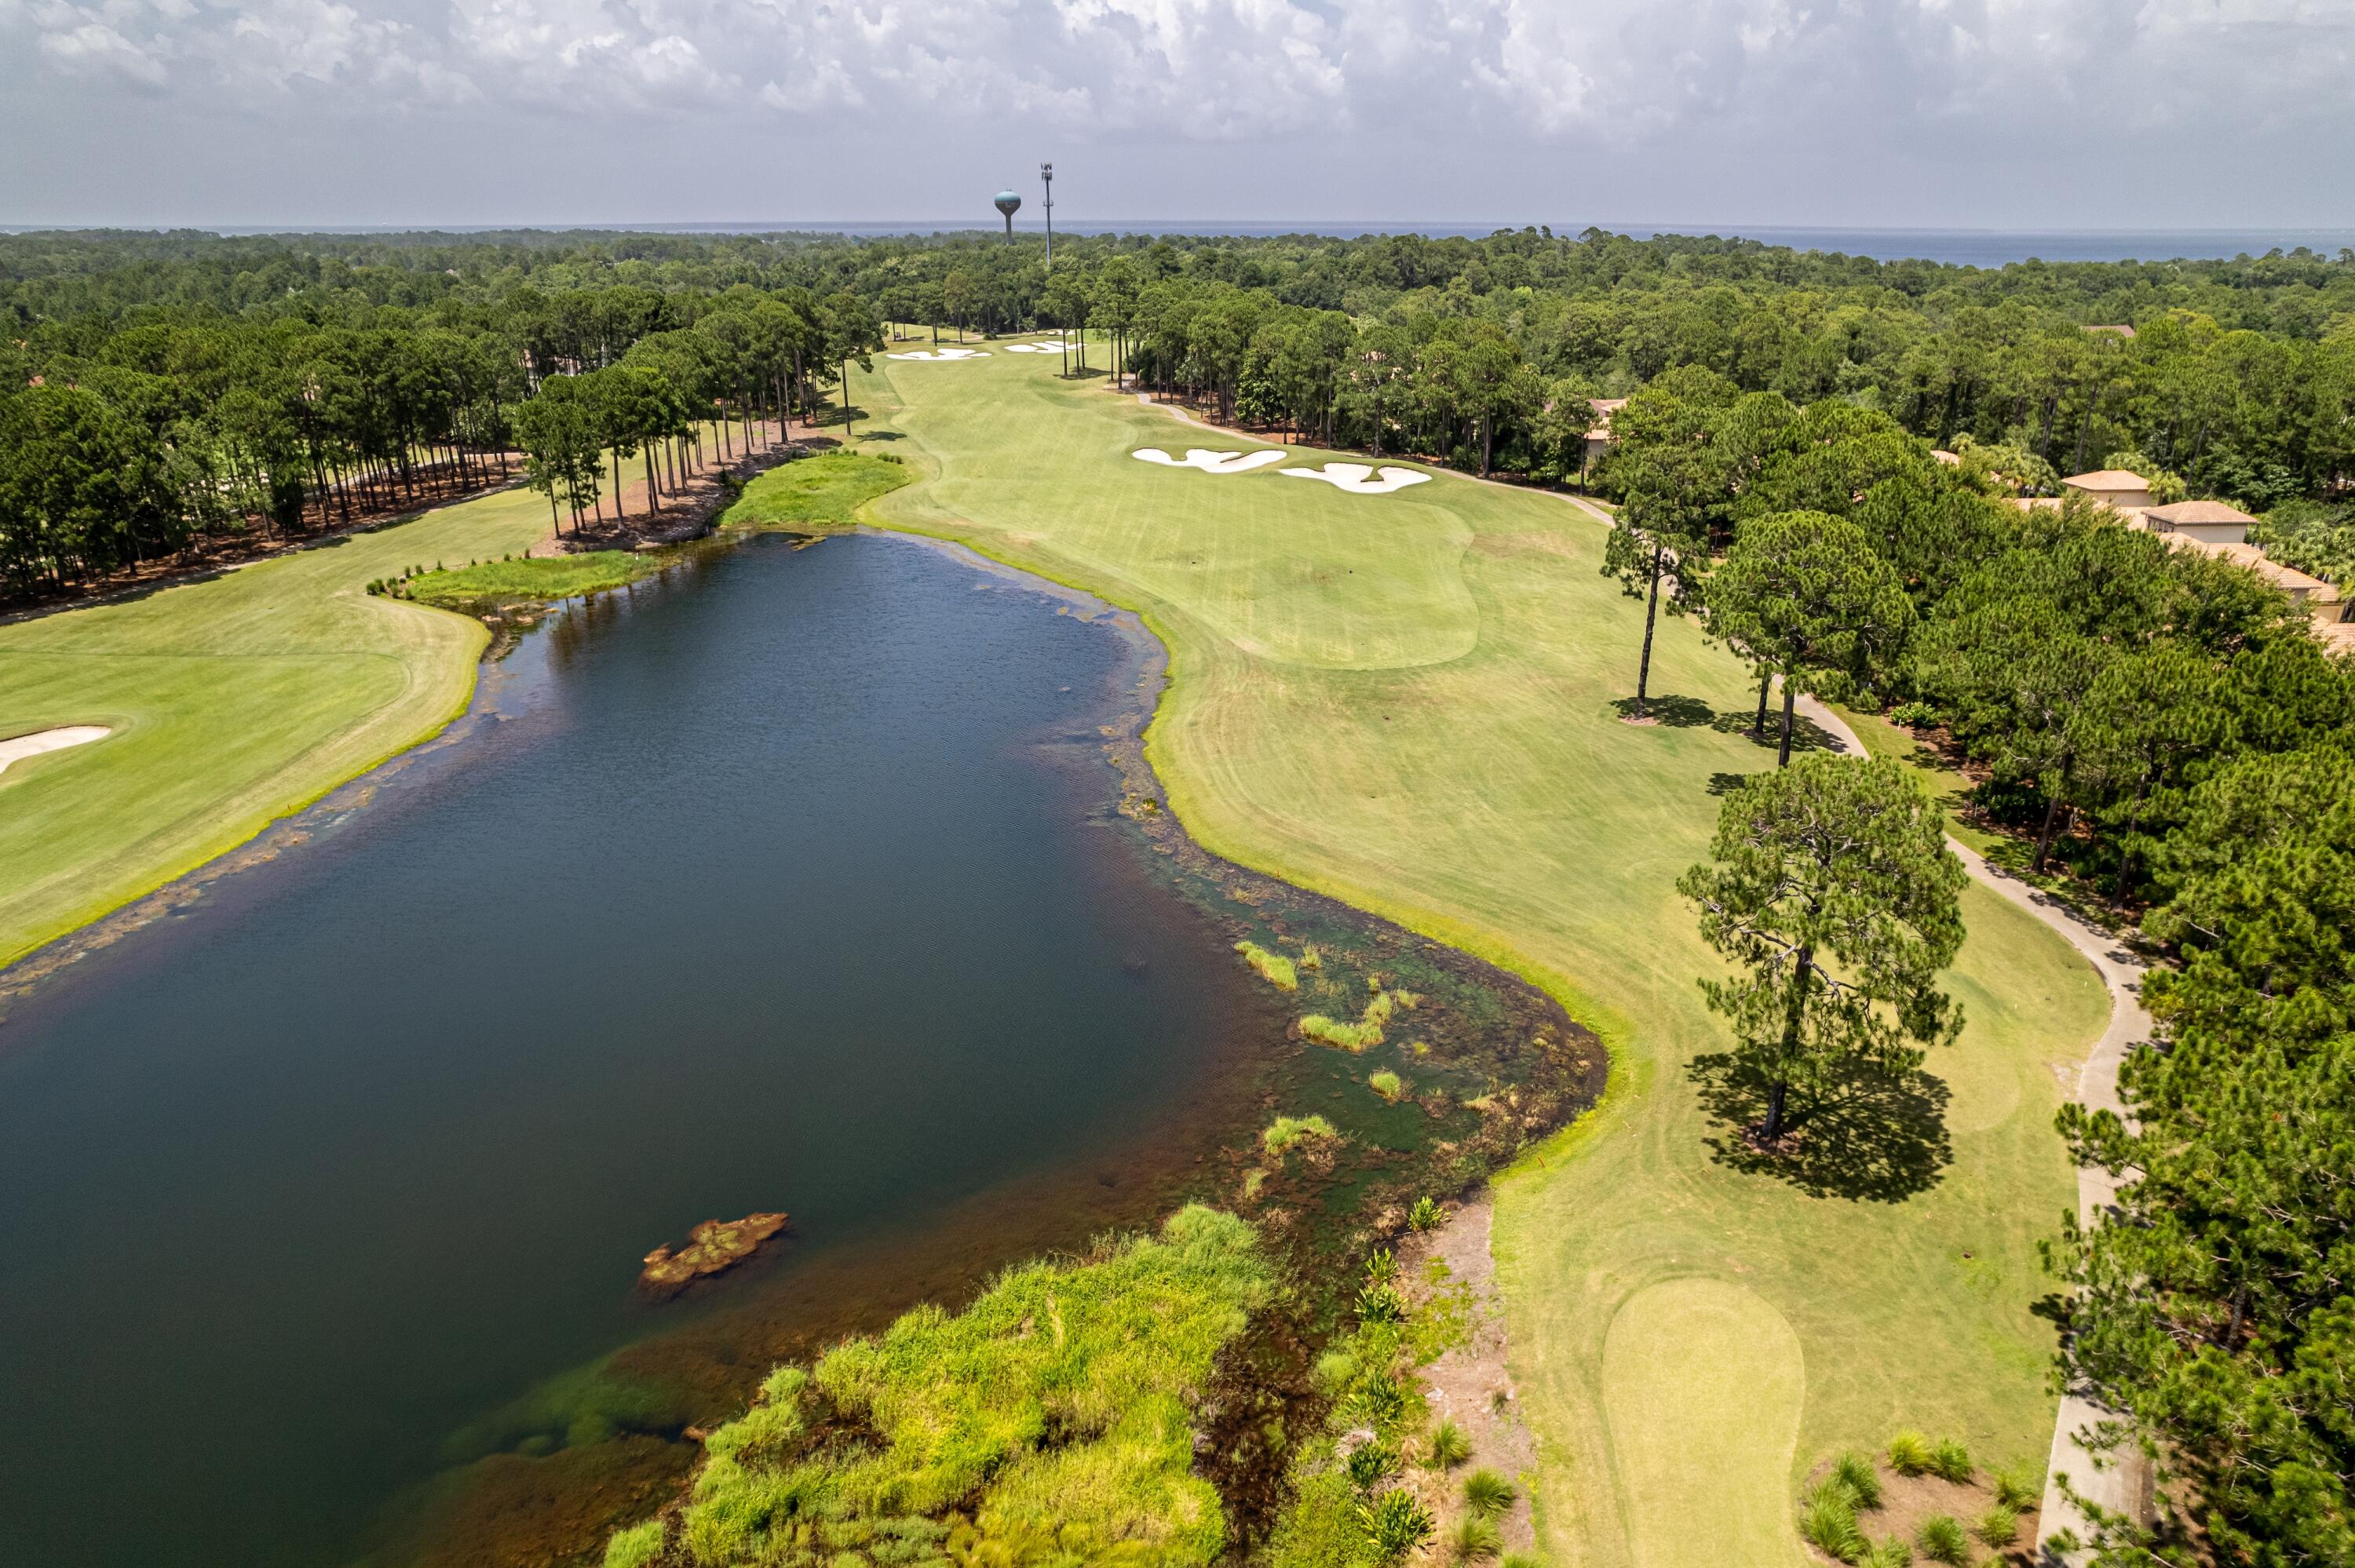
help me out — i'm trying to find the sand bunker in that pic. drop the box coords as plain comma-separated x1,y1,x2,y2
885,348,990,361
1280,463,1430,494
1004,343,1065,354
0,725,111,776
1132,447,1288,475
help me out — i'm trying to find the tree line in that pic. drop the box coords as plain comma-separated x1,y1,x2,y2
0,274,878,596
1601,363,2352,1563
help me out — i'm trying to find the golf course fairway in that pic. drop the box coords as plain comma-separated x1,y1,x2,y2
0,344,2111,1567
855,347,2109,1566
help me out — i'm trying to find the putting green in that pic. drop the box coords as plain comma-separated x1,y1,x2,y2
1601,1278,1806,1567
856,348,2109,1567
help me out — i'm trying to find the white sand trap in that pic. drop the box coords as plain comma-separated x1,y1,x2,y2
1132,447,1288,475
885,348,991,361
1279,462,1430,494
0,724,111,776
1003,343,1065,354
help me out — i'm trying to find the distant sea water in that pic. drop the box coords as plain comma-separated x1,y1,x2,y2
89,220,2355,268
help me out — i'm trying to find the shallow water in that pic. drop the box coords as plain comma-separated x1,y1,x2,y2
0,532,1277,1568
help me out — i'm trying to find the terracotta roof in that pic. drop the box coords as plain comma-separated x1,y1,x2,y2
1931,449,1960,465
2085,324,2138,338
2144,499,2258,526
2064,469,2151,490
2010,497,2065,512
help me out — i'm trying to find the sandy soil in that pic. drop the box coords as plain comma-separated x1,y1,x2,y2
1131,447,1288,474
0,726,111,776
1280,462,1432,494
1398,1192,1539,1555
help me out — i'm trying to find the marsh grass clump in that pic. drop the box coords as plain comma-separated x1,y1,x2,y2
1992,1464,2041,1512
1424,1418,1473,1470
1297,944,1324,972
1927,1438,1973,1484
601,1518,663,1568
1799,1482,1868,1563
1462,1468,1517,1517
679,1206,1266,1567
1974,1503,2020,1546
1370,1069,1406,1102
1263,1114,1338,1157
1829,1449,1883,1510
1857,1539,1912,1568
1445,1512,1504,1563
1235,941,1299,992
1886,1431,1933,1477
1300,1013,1380,1051
1914,1515,1970,1565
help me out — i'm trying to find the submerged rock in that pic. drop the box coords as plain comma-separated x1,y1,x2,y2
639,1212,790,1298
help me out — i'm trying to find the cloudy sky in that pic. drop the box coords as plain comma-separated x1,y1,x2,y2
3,0,2351,231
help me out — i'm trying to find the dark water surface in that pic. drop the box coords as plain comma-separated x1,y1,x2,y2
0,532,1273,1568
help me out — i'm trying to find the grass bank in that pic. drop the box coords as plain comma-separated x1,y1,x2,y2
396,551,659,611
850,347,2109,1566
606,1205,1269,1568
720,450,912,531
0,483,556,970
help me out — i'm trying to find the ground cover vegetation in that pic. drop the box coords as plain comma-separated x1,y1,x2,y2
607,1205,1269,1568
6,225,2353,600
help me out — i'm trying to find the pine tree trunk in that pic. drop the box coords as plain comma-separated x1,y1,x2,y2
1751,666,1772,738
1634,543,1665,719
1777,679,1798,768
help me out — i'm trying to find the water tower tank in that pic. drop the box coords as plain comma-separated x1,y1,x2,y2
993,189,1021,236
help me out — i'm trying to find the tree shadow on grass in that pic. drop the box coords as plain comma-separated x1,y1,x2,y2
1703,708,1856,757
1689,1052,1952,1202
1609,694,1718,727
1706,771,1757,797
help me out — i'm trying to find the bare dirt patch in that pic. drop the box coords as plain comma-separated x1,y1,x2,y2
1397,1192,1538,1554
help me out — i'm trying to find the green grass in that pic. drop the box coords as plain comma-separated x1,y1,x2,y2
0,415,750,971
1264,1114,1339,1156
849,350,2111,1567
719,449,912,531
665,1205,1265,1567
1236,939,1300,990
1369,1069,1405,1102
402,551,657,608
601,1517,664,1568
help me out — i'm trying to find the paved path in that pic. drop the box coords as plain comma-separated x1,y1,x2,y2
1796,696,2151,1563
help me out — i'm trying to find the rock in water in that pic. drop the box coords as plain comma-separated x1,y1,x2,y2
638,1212,790,1297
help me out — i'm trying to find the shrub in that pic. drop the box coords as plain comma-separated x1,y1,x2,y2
1914,1515,1970,1565
1408,1197,1444,1231
1500,1557,1546,1568
1857,1539,1911,1568
1829,1449,1883,1510
1926,1438,1971,1484
1345,1438,1398,1492
1974,1504,2019,1546
1356,1490,1434,1560
1424,1418,1472,1470
602,1518,663,1568
1363,1248,1399,1285
1991,1464,2041,1512
1347,1373,1407,1429
1799,1485,1868,1563
1445,1513,1504,1563
1370,1070,1406,1101
1462,1468,1517,1517
1890,701,1937,728
1356,1282,1406,1324
1886,1430,1933,1476
1263,1114,1337,1157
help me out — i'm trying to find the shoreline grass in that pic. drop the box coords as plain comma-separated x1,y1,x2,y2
719,449,911,531
399,551,659,610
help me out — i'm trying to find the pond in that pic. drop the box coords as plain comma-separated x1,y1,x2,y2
0,532,1283,1568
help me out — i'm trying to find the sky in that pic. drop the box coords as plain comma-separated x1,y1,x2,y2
3,0,2353,232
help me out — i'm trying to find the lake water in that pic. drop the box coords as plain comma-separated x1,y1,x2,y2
0,532,1278,1567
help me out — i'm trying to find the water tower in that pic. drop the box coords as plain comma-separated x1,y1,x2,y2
993,188,1021,238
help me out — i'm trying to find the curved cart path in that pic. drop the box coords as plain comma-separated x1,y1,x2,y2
1798,695,2152,1563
